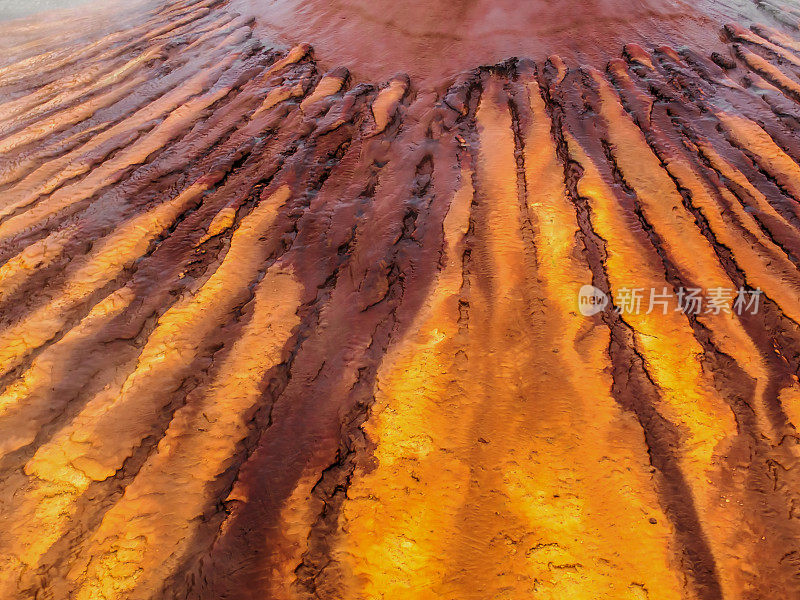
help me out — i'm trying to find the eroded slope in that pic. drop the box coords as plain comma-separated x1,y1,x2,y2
1,0,800,598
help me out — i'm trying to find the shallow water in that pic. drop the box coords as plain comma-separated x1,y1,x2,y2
0,0,96,21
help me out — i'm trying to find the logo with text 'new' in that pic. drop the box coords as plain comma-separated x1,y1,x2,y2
577,285,762,318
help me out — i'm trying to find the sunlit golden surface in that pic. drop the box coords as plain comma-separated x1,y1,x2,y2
2,0,800,598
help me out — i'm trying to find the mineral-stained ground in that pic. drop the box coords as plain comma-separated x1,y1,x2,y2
2,0,800,598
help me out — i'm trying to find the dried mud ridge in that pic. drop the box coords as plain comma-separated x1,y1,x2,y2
3,0,800,598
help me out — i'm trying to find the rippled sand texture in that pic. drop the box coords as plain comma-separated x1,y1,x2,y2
3,0,800,598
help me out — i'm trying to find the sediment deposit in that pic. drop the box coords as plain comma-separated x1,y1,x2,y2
2,0,800,598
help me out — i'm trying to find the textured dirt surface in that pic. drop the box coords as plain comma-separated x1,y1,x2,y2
2,0,800,598
231,0,717,87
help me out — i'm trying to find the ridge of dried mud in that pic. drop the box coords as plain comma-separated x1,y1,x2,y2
2,0,800,598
